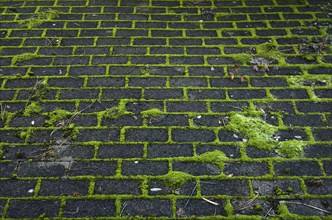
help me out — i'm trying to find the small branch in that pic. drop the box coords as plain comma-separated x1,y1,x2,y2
281,201,331,214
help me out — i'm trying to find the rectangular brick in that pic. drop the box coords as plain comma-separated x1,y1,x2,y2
98,144,144,158
68,161,117,176
125,128,168,142
172,129,216,142
144,89,183,99
166,101,207,112
39,180,89,196
102,88,142,99
7,200,60,218
77,129,120,142
0,180,37,197
94,179,141,194
122,161,169,176
201,179,250,196
63,199,115,218
147,144,193,158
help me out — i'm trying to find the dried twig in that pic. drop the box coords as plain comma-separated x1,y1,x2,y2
234,192,259,210
202,197,219,206
281,201,331,214
184,183,197,208
120,202,128,216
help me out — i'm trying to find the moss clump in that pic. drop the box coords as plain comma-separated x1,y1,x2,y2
277,202,304,220
233,53,252,65
253,204,263,212
141,108,163,118
276,140,305,158
163,171,192,189
196,150,227,169
226,114,278,150
18,9,59,29
19,128,33,142
256,42,283,61
100,100,129,120
32,80,49,100
45,109,71,126
288,75,330,87
23,101,42,116
12,53,39,65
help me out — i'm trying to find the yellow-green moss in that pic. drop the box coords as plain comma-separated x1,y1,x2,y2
0,149,3,159
233,53,252,65
12,53,39,65
18,9,59,29
162,171,192,189
45,109,71,126
19,128,33,142
196,150,227,169
226,114,278,150
276,140,305,158
99,100,130,120
23,101,42,116
256,42,283,61
288,75,330,87
141,108,163,118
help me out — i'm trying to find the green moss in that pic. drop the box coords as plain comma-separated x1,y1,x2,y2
141,108,163,118
288,75,330,87
32,80,49,100
45,109,71,126
19,128,33,142
140,65,150,75
226,114,278,150
18,9,59,29
162,171,192,189
253,204,262,212
277,202,304,220
256,42,283,61
233,53,252,65
100,100,130,120
196,150,227,169
0,149,3,159
12,53,39,65
23,101,42,116
276,140,305,158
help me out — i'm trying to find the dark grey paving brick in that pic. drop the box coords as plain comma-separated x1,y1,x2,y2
98,144,144,158
17,162,67,177
68,161,117,176
39,180,89,196
122,160,168,176
273,161,322,176
173,162,220,175
77,129,120,142
6,200,60,218
305,179,332,195
285,198,332,216
167,101,207,112
176,199,227,217
147,144,193,158
94,179,142,195
312,128,332,141
252,179,303,196
120,199,172,217
223,162,270,176
201,179,250,196
0,180,36,197
63,199,116,217
148,114,189,126
125,128,168,142
172,129,216,143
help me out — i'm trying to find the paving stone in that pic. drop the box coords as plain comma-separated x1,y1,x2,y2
121,199,172,217
122,160,169,176
285,198,332,216
98,144,144,158
305,179,332,195
147,144,193,158
0,180,36,197
223,162,270,176
63,199,116,217
173,162,221,176
6,200,60,218
68,161,117,176
94,179,142,195
273,161,322,176
201,179,250,196
39,180,89,196
176,199,227,217
252,179,303,196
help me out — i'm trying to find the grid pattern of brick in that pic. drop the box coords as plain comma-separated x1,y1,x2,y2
0,0,331,218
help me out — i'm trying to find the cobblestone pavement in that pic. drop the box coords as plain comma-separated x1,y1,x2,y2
0,0,332,219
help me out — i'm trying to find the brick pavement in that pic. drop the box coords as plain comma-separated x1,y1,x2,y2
0,0,331,218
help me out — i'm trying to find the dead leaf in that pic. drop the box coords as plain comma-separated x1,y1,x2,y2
240,75,248,82
253,65,259,72
228,72,235,80
234,64,240,72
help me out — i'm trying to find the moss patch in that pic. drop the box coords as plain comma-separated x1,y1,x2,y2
23,101,42,116
99,100,130,120
226,114,278,150
163,171,192,189
45,109,72,126
276,140,305,158
141,108,163,118
196,150,227,169
18,9,59,29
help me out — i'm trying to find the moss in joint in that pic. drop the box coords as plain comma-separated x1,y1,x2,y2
99,99,130,120
162,171,192,189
